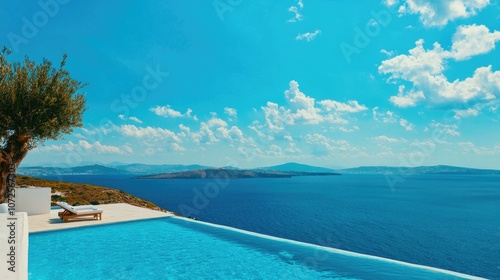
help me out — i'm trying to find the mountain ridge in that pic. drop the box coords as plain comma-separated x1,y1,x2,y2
17,163,500,176
339,165,500,175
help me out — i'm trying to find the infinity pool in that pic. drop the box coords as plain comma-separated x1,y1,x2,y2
28,217,482,279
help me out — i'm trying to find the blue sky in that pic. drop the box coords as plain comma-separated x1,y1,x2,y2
1,0,499,169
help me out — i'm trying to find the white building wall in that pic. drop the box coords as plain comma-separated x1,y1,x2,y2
15,188,51,215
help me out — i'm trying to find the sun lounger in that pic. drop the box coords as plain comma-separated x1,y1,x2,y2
56,202,103,222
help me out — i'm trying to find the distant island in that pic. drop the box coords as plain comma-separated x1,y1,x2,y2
17,162,500,177
339,165,500,175
136,168,340,179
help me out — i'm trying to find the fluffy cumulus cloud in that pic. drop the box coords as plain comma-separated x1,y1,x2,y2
35,140,131,155
305,133,363,157
458,142,500,155
372,107,397,123
429,121,460,136
372,135,406,142
383,0,400,7
150,105,198,121
224,107,237,120
118,115,143,124
379,24,500,116
372,107,415,131
450,24,500,60
287,0,304,22
179,116,251,145
319,100,367,113
295,30,321,41
257,81,367,138
389,85,425,107
117,125,182,142
284,80,323,124
399,118,415,131
453,108,479,119
398,0,490,27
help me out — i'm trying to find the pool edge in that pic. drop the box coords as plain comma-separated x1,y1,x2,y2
171,216,487,280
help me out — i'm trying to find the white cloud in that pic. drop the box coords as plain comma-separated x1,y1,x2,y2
81,123,114,137
458,141,500,155
118,115,142,124
128,117,143,124
122,145,133,154
295,30,321,41
284,80,323,124
207,117,228,128
171,143,185,151
319,100,368,113
248,120,273,140
372,135,404,142
399,0,490,27
305,133,363,157
389,85,425,107
35,140,129,154
185,108,199,121
338,126,360,133
266,144,283,157
383,0,399,7
372,107,415,131
224,107,237,119
287,1,304,22
195,123,218,144
216,126,247,143
411,140,435,146
180,118,251,145
81,141,123,154
117,125,181,142
399,118,415,131
261,102,293,134
150,105,198,120
450,24,500,60
150,105,182,117
429,121,460,136
372,107,397,123
453,108,479,119
256,81,367,139
379,25,500,113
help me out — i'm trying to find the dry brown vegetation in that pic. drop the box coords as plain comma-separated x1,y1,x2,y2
16,175,167,212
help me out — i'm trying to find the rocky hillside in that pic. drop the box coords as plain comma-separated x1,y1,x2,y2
16,175,169,213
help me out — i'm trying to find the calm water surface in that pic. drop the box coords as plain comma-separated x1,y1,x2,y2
42,174,500,279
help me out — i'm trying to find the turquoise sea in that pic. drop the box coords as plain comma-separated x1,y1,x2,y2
43,174,500,279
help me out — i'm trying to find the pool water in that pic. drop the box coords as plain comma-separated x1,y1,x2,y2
28,217,481,279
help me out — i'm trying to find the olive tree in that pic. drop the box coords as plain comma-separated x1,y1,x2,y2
0,48,86,202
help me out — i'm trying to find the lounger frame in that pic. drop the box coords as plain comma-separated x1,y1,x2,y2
56,202,103,222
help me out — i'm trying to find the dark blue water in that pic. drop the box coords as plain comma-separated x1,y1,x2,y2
42,174,500,279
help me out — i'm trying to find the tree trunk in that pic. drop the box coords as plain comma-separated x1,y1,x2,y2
0,134,30,202
0,162,10,203
0,159,23,203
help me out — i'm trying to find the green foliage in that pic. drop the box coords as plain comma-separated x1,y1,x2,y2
0,47,87,147
0,48,87,202
51,194,65,201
